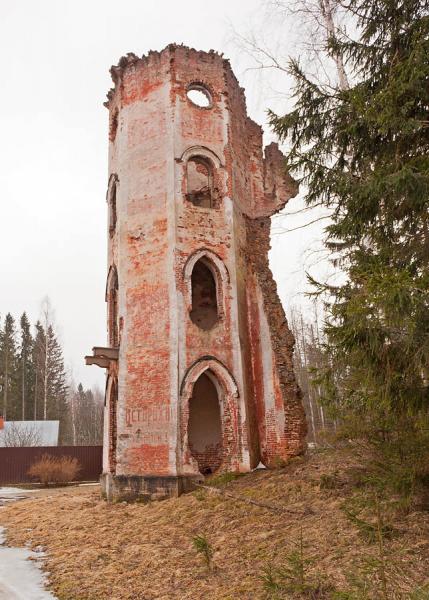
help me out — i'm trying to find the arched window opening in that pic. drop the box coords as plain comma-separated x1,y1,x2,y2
108,176,118,235
188,372,222,475
190,259,218,330
107,267,119,347
186,157,214,208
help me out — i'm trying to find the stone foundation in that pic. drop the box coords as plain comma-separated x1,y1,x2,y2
101,473,203,502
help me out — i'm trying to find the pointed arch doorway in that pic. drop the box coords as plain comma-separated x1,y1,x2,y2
188,370,222,475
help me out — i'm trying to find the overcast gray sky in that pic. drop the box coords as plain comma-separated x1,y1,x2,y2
0,0,328,390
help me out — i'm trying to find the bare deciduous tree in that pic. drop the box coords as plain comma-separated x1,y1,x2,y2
289,304,336,445
40,296,54,421
234,0,351,90
64,383,104,446
1,421,42,447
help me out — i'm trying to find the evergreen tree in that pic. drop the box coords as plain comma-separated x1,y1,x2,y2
269,0,429,420
0,313,19,420
17,312,34,420
45,324,67,422
76,383,90,444
0,304,71,438
32,320,46,420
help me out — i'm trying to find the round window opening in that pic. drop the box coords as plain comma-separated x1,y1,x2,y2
187,85,212,108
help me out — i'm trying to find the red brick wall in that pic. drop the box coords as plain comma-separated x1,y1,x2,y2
103,46,306,482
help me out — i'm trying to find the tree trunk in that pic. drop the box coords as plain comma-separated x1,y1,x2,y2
21,354,25,420
3,353,8,420
320,0,350,91
43,335,48,421
71,391,77,446
34,370,38,420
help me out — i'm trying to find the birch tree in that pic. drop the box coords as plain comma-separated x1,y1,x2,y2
63,383,104,445
289,306,335,444
33,299,67,424
40,298,53,420
234,0,352,92
270,0,350,89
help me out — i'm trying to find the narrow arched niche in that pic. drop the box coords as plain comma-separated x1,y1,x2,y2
108,378,118,473
106,267,119,347
107,174,118,236
188,372,222,475
186,156,213,208
190,259,218,330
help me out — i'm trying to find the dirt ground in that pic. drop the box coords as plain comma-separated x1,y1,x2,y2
0,449,428,600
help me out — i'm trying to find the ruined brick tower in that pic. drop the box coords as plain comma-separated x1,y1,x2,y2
86,45,306,502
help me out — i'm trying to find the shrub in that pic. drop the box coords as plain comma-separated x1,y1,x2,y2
28,454,81,486
260,529,335,599
192,534,214,571
319,471,340,491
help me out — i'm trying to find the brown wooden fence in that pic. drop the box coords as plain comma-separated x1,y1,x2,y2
0,446,102,485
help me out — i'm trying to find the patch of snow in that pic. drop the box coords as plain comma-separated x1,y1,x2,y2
0,488,38,495
253,462,267,470
0,498,27,505
0,527,57,599
78,482,99,487
0,488,39,506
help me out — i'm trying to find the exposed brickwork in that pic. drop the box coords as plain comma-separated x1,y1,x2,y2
179,357,240,476
245,217,307,464
189,443,223,475
95,45,306,501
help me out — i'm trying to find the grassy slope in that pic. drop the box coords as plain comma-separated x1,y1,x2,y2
0,448,428,600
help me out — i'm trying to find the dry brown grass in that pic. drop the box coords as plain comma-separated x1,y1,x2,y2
1,448,428,600
27,454,81,486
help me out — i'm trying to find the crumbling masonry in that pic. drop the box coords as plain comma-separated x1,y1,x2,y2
86,45,306,502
